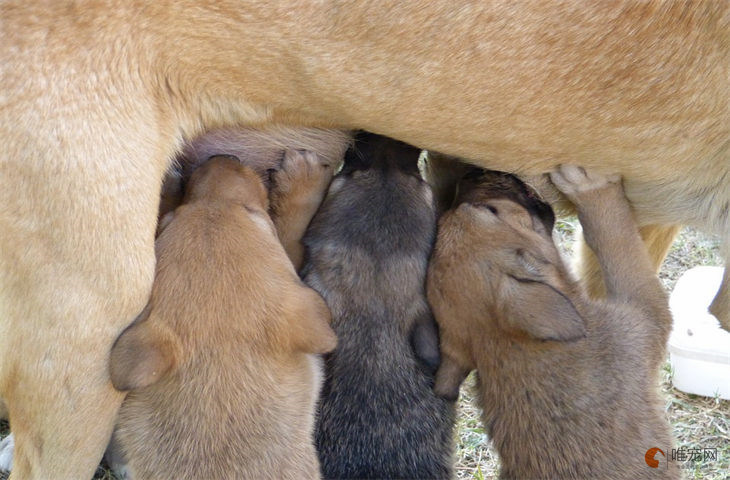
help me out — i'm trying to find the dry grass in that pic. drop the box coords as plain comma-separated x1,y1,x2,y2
0,226,727,480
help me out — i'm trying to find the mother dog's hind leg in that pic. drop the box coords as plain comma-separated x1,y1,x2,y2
0,147,161,478
574,224,680,298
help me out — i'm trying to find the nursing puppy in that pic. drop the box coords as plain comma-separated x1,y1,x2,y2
428,165,677,479
303,133,455,479
2,3,728,476
108,155,336,480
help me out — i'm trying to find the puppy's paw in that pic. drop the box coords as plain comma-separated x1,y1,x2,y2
549,165,621,200
270,149,335,204
105,435,133,480
0,433,14,472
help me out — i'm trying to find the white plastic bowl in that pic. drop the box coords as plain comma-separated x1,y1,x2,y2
668,266,730,400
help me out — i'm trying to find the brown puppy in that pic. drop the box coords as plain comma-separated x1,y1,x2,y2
1,2,728,476
428,165,678,479
108,156,336,480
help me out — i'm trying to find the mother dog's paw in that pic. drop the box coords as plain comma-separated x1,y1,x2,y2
0,433,14,472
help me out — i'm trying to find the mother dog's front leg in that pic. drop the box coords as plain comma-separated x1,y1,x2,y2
0,146,162,478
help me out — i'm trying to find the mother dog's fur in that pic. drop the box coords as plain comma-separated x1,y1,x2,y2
1,1,728,477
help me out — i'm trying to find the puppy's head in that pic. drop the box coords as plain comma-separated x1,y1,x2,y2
325,131,426,204
340,131,421,177
456,168,556,237
308,132,433,256
183,155,269,211
452,169,585,342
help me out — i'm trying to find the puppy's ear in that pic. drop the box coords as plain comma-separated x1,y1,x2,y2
434,355,470,401
287,287,337,354
410,312,441,373
501,279,586,341
109,305,181,391
502,247,553,282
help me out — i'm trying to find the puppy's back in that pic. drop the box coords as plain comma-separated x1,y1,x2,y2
304,134,455,479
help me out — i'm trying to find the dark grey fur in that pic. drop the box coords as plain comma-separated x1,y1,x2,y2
302,133,455,479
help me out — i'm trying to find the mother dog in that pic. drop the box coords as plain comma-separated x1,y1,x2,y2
1,1,728,478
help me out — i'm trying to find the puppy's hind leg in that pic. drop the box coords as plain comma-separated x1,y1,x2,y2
0,144,162,478
410,311,441,374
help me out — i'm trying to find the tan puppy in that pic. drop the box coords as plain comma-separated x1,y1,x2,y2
108,156,336,480
428,166,677,479
1,2,727,476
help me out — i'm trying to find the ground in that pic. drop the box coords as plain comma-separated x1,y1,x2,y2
0,226,727,480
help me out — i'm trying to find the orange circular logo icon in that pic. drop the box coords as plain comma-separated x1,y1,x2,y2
645,447,665,468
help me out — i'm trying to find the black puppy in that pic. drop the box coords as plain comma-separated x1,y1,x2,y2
302,132,455,479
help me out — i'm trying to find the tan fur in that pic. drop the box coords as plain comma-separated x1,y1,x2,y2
162,138,345,270
187,129,349,270
428,166,678,479
1,1,728,476
109,157,334,479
